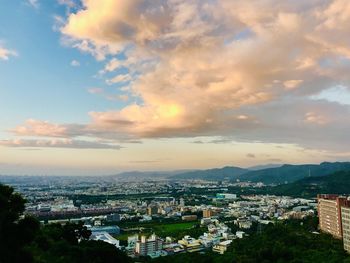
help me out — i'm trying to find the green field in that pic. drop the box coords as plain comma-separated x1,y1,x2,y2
115,221,204,241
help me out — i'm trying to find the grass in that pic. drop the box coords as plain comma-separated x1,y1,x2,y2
114,221,200,241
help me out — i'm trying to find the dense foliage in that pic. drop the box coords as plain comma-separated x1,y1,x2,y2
0,184,40,262
268,170,350,197
150,218,350,263
0,183,131,263
240,162,350,184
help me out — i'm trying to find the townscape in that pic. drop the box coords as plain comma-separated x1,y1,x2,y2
1,175,339,259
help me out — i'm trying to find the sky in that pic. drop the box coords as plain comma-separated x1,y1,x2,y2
1,0,350,175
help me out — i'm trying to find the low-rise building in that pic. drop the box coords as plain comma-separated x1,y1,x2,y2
178,236,204,253
212,240,232,254
182,215,198,221
90,232,120,248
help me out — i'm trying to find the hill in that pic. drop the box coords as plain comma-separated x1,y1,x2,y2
171,166,249,181
110,170,196,181
240,161,350,184
170,161,350,183
269,170,350,197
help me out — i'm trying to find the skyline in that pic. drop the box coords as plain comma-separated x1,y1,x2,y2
1,0,350,175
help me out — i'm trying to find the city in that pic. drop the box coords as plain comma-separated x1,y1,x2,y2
1,169,350,261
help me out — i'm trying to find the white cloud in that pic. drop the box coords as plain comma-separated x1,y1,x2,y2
56,0,350,140
0,139,121,150
8,0,350,153
57,0,75,8
0,45,17,61
106,74,132,85
87,88,129,102
283,80,304,90
70,59,80,66
88,87,104,94
27,0,39,9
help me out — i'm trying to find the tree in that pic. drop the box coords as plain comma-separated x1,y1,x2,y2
0,184,40,263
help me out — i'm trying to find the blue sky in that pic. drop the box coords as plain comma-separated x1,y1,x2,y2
0,0,126,129
1,0,350,175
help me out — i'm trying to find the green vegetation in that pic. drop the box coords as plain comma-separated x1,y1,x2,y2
170,162,350,183
70,192,170,205
0,183,131,263
148,218,350,263
241,161,350,184
267,170,350,197
117,220,205,241
173,166,249,181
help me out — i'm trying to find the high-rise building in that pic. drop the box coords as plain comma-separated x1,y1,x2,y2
135,234,163,256
341,206,350,253
317,194,348,239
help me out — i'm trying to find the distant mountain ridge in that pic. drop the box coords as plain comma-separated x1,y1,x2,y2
247,163,283,171
240,161,350,184
112,161,350,184
170,166,249,181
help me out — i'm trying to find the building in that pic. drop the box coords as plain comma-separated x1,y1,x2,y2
203,209,216,218
216,193,237,200
179,198,185,207
106,213,121,222
236,231,245,239
147,206,158,216
178,236,204,253
317,194,348,239
182,215,197,221
135,234,163,257
341,206,350,253
212,240,232,254
90,225,120,235
90,232,120,248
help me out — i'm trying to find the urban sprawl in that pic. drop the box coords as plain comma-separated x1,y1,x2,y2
5,178,350,259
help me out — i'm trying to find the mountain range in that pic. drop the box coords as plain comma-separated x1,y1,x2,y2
113,161,350,184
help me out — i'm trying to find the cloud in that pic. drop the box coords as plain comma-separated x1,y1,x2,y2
13,119,69,137
7,0,350,153
106,74,132,85
27,0,39,9
70,59,80,66
57,0,76,8
0,139,121,150
304,112,329,125
0,44,17,60
55,0,350,141
88,87,104,94
87,87,129,102
232,98,350,152
283,80,304,90
247,153,256,158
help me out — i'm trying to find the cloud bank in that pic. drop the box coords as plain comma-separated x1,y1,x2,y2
5,0,350,153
